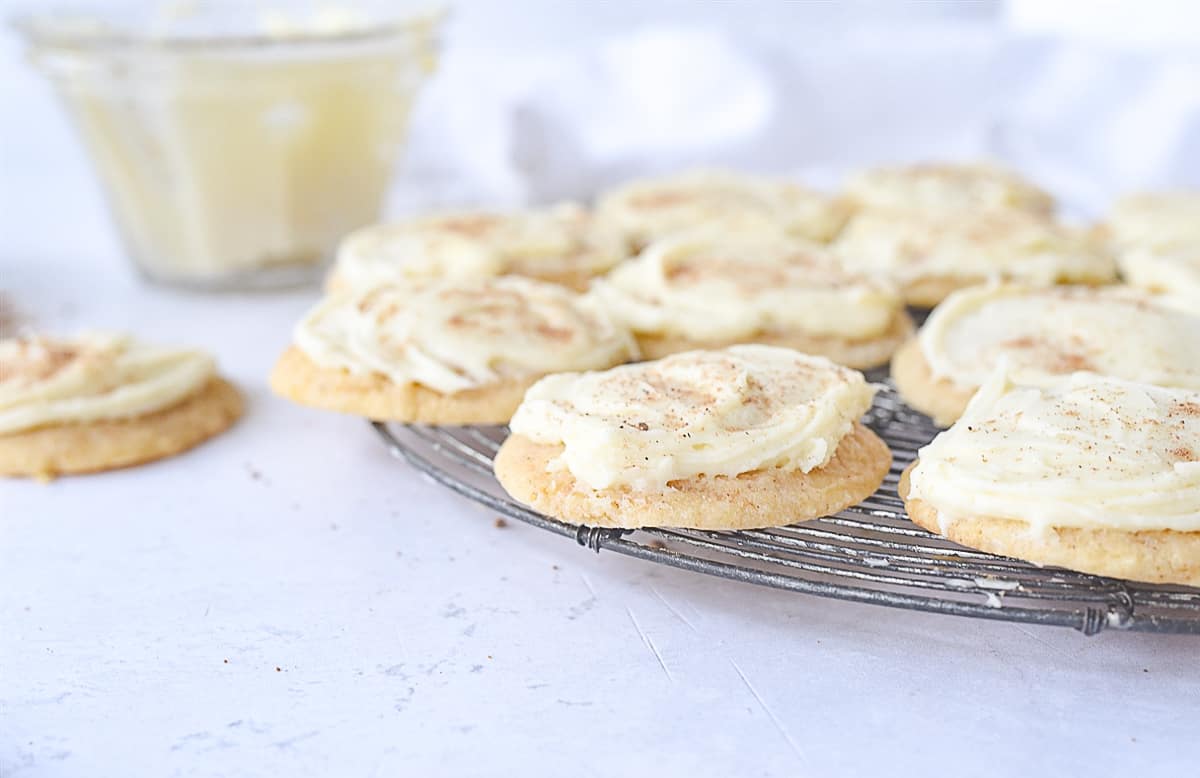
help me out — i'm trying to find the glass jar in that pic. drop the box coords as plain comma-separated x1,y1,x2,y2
15,3,442,290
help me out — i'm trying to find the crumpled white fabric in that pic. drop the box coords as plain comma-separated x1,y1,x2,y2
392,17,1200,220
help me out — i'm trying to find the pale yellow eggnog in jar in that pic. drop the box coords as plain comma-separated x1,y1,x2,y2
17,3,442,289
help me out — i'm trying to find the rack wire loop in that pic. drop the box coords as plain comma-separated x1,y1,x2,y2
575,525,629,552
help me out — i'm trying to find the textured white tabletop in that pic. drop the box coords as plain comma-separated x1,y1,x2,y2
3,13,1200,776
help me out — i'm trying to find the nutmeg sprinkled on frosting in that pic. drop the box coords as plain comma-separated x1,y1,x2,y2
0,333,215,435
833,208,1114,286
294,277,638,394
909,370,1200,533
917,284,1200,391
596,170,849,248
508,344,877,491
592,230,900,341
332,203,626,290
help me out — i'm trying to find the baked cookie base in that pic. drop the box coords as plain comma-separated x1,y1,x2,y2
494,422,891,530
899,464,1200,587
0,377,243,479
889,338,975,426
634,310,914,369
270,346,534,425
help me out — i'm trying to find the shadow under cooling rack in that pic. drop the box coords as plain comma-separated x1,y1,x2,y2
372,383,1200,636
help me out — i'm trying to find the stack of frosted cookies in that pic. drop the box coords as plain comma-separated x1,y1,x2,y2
1,333,242,479
878,178,1200,584
832,162,1117,306
273,172,898,532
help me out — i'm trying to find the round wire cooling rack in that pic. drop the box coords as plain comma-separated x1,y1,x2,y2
372,381,1200,635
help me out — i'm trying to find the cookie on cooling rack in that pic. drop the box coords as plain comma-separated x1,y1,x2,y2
595,169,851,251
891,283,1200,426
1101,192,1200,302
270,276,638,425
900,370,1200,586
0,333,242,479
326,203,627,293
844,161,1055,216
590,229,912,369
832,207,1116,308
494,344,891,530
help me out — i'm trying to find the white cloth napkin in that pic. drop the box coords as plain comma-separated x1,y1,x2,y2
392,17,1200,219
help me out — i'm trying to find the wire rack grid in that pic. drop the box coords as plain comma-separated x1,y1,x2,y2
373,380,1200,635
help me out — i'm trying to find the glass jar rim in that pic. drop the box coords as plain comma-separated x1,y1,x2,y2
11,2,446,54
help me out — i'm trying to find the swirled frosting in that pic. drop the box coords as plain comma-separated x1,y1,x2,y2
332,203,627,289
591,230,900,340
595,170,849,247
294,276,638,393
918,284,1200,391
845,162,1054,214
0,333,215,434
908,370,1200,532
833,208,1114,285
508,344,877,490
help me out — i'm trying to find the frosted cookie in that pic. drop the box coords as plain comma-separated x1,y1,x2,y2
595,170,850,251
494,345,890,530
328,203,627,292
1103,192,1200,301
901,371,1200,586
271,276,638,425
833,208,1116,306
892,284,1200,425
845,161,1055,215
1105,192,1200,252
0,333,242,478
590,230,911,368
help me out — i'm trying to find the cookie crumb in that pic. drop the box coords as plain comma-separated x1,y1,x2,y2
494,518,508,529
275,666,281,672
647,539,667,550
223,659,229,664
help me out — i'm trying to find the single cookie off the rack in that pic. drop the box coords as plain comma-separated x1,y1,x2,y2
0,333,242,478
494,344,891,530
